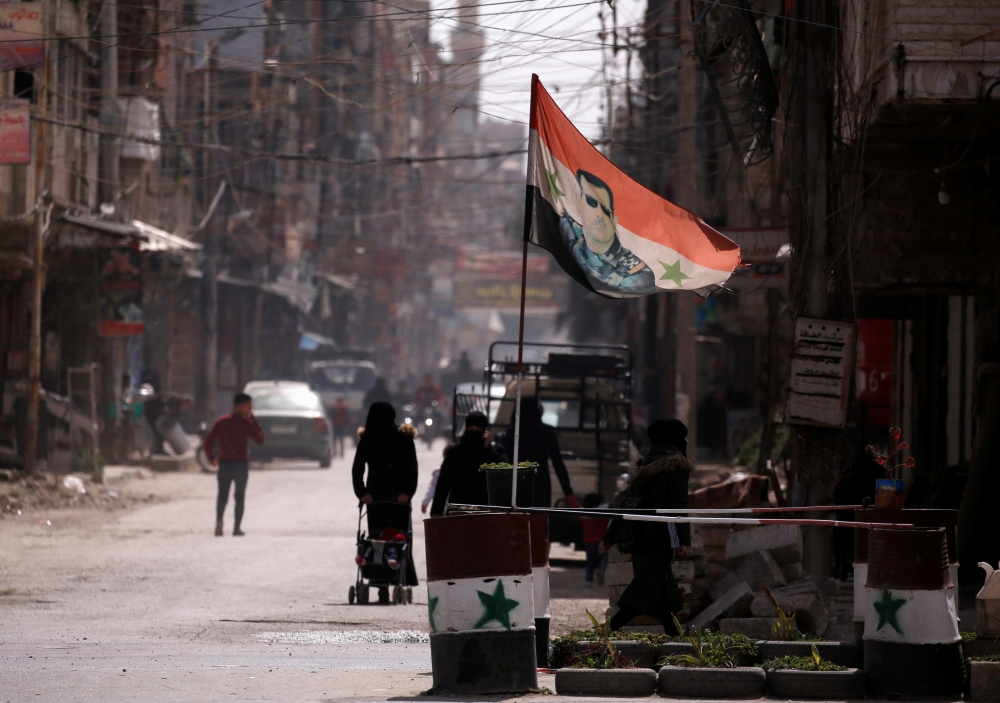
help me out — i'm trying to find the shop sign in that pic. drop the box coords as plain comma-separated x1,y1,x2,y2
787,317,856,428
0,3,44,70
0,99,29,164
98,247,144,336
453,278,562,309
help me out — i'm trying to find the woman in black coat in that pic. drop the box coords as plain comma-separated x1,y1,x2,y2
430,411,506,516
352,402,419,587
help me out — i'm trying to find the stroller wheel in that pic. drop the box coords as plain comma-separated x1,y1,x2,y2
392,586,403,605
378,586,389,604
358,583,370,605
348,585,356,605
406,587,413,604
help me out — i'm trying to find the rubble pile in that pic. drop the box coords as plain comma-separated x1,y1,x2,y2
0,472,160,517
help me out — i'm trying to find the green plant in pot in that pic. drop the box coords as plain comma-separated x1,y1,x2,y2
660,616,758,668
479,461,539,508
563,610,633,669
762,645,847,672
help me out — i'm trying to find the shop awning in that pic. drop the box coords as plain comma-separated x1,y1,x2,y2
61,215,202,252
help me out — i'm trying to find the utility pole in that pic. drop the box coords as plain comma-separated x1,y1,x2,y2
24,52,47,476
202,42,218,421
99,0,120,203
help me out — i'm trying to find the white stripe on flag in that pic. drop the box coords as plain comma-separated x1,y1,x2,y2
528,129,733,291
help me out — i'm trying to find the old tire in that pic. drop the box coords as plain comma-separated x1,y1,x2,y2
658,666,766,698
555,668,657,697
576,642,657,668
766,668,865,699
348,585,355,605
759,641,861,668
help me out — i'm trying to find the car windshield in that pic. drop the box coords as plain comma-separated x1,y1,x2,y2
252,392,322,411
310,364,376,391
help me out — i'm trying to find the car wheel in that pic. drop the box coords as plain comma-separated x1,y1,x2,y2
320,454,331,469
348,585,355,605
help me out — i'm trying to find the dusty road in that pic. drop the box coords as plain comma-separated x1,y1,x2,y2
0,441,606,702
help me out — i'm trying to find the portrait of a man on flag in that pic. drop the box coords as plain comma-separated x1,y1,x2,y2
525,74,740,299
558,168,657,295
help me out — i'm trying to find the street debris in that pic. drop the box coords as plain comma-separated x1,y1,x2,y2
255,630,429,644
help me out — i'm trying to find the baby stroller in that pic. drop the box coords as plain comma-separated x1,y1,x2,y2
349,498,414,605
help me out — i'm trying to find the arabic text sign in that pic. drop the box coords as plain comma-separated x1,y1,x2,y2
0,100,29,164
787,317,856,428
0,3,44,71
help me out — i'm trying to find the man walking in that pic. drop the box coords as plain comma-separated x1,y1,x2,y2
204,393,265,536
330,396,349,458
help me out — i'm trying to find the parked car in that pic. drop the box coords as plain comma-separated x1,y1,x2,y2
307,360,379,432
243,382,333,468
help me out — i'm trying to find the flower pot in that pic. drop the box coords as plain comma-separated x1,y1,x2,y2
874,479,906,509
485,467,535,508
658,642,756,667
657,665,766,698
758,641,862,668
576,641,658,669
765,668,865,699
555,667,657,697
964,638,1000,659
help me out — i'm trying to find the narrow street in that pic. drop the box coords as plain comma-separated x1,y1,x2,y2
0,441,605,702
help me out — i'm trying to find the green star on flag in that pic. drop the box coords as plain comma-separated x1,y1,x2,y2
545,169,565,199
659,260,690,287
873,588,906,634
474,580,519,630
427,595,439,633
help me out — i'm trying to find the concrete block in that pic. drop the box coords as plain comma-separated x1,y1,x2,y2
701,526,733,547
689,582,754,631
704,561,728,580
719,617,777,640
604,561,633,586
726,524,803,566
781,561,805,582
774,576,821,599
732,550,787,592
709,570,744,602
750,593,828,636
608,585,627,607
705,545,728,564
689,531,705,557
672,560,695,582
968,660,1000,702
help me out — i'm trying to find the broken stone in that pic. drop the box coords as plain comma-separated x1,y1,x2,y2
689,582,754,631
732,550,787,592
726,524,803,567
780,561,805,582
719,617,778,640
689,531,705,557
672,560,695,582
773,576,821,599
750,593,828,636
708,570,744,602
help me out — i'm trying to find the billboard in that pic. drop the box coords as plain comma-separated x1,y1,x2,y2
786,317,856,428
0,3,44,71
98,247,144,336
0,99,29,164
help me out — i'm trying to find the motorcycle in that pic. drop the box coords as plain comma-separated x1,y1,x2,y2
403,401,442,448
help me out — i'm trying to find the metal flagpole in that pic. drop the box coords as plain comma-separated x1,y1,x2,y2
511,239,529,508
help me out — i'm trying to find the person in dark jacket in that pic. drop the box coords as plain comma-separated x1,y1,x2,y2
362,378,393,416
430,411,505,516
496,400,575,507
352,401,419,589
605,418,691,633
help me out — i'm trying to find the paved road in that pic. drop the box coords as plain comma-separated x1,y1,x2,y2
0,440,607,702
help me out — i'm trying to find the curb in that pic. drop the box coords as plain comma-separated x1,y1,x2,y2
658,665,766,698
765,668,866,699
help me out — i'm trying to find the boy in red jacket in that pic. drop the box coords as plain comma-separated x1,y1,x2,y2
204,393,265,536
581,492,609,586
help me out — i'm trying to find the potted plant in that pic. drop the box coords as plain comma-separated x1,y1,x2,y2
554,611,658,697
657,616,766,698
866,426,914,509
763,645,865,699
757,586,861,668
480,462,538,508
552,627,685,670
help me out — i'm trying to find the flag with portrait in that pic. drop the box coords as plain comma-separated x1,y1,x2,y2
524,74,741,299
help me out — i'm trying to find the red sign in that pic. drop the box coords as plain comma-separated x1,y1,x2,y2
98,247,144,336
0,100,29,164
0,3,44,70
856,318,893,425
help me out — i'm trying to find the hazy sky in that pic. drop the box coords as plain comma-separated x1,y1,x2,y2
428,0,646,140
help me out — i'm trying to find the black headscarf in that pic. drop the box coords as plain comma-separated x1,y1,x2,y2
364,401,397,441
647,419,688,457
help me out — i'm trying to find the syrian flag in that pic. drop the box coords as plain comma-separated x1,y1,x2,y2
524,75,740,299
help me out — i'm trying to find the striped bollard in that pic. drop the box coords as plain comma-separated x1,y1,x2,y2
854,509,959,644
425,513,538,693
530,514,550,668
864,527,964,698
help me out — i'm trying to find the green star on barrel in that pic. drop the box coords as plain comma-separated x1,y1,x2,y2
427,595,439,633
474,580,520,630
873,588,906,634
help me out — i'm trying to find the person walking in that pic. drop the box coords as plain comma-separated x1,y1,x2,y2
330,396,349,458
352,401,419,592
430,411,505,516
204,393,265,537
363,378,392,415
604,419,691,632
496,401,575,507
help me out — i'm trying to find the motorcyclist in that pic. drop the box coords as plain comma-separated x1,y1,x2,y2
412,374,444,408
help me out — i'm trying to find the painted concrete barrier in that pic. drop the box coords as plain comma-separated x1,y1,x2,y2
863,526,964,698
529,513,550,668
424,512,537,693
